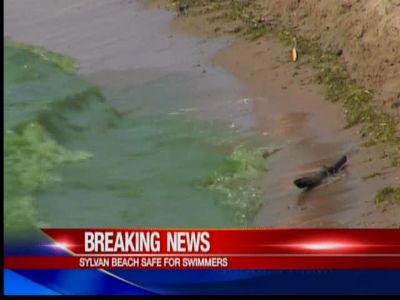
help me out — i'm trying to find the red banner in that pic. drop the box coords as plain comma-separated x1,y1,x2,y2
42,228,400,254
5,229,400,270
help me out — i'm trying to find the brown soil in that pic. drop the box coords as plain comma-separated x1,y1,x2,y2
150,0,400,227
256,0,400,127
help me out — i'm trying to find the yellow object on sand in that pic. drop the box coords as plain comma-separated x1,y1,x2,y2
291,47,297,62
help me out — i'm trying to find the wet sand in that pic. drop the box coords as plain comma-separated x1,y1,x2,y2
5,0,400,227
214,38,400,227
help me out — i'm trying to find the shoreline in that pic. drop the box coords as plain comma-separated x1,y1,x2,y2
149,0,400,227
4,0,399,228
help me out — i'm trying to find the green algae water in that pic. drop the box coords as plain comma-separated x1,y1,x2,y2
5,43,270,234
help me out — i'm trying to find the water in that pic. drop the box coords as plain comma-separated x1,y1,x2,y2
5,42,268,234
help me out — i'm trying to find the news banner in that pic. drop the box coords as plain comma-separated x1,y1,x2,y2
4,229,400,294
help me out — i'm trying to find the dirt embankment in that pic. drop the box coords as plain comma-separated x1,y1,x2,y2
256,0,400,125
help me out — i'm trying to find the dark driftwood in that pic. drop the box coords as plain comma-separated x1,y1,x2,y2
293,155,347,190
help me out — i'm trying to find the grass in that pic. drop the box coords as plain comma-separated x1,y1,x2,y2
375,186,400,204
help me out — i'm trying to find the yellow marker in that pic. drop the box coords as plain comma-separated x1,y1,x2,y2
292,47,297,62
291,38,298,62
